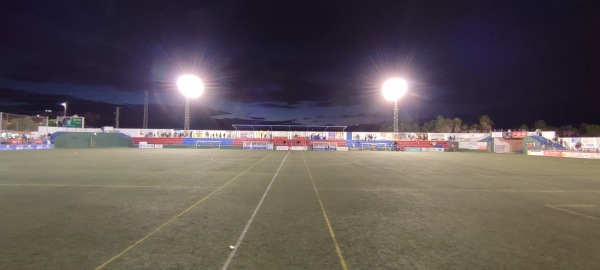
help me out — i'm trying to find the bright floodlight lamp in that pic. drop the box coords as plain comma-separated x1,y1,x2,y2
177,75,204,130
382,78,408,133
60,102,67,117
382,78,407,101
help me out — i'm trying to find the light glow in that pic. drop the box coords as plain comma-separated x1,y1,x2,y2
177,75,204,98
382,78,407,101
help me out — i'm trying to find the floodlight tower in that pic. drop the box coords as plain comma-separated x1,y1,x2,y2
382,78,407,133
60,102,67,117
177,75,204,130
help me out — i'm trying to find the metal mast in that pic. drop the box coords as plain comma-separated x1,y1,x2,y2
143,90,148,129
115,107,121,128
183,98,190,130
393,100,399,133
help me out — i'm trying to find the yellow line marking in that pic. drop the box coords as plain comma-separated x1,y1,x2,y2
546,205,599,207
0,183,220,189
318,188,600,193
95,154,273,270
545,205,600,221
301,153,348,270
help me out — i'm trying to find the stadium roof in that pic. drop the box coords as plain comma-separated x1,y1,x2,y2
232,124,347,132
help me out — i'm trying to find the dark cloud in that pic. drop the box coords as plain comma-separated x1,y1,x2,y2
254,103,299,109
1,1,599,128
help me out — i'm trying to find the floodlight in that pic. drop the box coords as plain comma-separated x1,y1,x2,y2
177,74,204,98
382,78,407,101
60,102,67,117
382,78,408,134
177,74,204,131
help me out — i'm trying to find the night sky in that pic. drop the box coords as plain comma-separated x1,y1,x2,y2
1,0,599,130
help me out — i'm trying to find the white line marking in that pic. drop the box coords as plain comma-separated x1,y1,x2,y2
545,205,600,221
0,183,219,189
221,151,290,270
211,158,358,167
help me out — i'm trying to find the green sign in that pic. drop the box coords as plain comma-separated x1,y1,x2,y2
57,117,85,128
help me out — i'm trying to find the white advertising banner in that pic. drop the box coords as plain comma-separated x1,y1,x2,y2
459,142,488,150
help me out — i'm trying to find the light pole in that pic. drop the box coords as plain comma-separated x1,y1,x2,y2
60,102,67,117
382,78,407,133
177,75,204,130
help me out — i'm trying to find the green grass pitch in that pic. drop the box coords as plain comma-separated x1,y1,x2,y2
1,149,599,269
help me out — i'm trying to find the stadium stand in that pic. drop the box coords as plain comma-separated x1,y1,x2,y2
528,135,566,150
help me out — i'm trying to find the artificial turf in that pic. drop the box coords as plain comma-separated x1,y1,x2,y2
1,148,599,269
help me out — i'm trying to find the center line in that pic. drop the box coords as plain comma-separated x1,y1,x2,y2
302,153,348,270
221,151,290,270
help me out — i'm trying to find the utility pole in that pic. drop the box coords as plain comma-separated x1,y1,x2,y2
143,90,148,129
115,107,121,128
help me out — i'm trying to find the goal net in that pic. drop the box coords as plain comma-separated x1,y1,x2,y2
195,140,221,149
361,142,392,151
243,141,270,150
312,142,337,151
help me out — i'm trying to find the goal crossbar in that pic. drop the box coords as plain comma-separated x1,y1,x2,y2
361,142,392,151
195,140,221,149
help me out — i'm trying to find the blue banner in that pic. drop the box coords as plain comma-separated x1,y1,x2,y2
0,144,54,151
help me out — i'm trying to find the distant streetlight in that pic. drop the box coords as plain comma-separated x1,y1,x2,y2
60,102,67,117
177,75,204,130
382,78,408,133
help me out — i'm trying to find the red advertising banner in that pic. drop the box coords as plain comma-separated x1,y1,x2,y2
543,151,563,157
503,131,527,139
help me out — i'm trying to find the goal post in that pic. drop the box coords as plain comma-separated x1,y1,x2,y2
243,141,271,150
195,140,221,149
312,142,337,151
361,142,392,151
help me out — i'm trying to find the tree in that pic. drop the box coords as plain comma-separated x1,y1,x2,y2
479,115,493,132
519,124,529,131
580,124,600,137
533,120,548,131
422,120,435,132
469,124,479,133
461,124,470,133
452,118,462,133
433,115,453,133
378,123,393,132
557,125,579,137
399,121,420,132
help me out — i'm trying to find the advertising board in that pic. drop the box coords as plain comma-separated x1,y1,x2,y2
57,116,85,128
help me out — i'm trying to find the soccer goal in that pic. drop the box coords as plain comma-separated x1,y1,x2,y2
195,140,221,149
312,142,337,151
243,141,271,150
361,142,392,151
